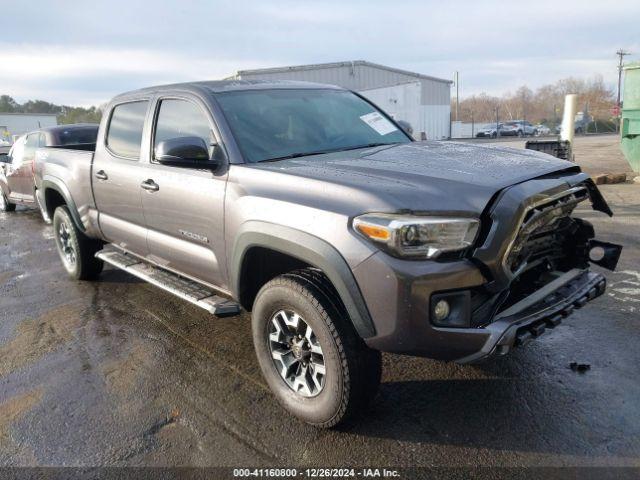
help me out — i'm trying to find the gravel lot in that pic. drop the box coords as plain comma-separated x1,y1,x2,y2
465,133,634,176
1,163,639,470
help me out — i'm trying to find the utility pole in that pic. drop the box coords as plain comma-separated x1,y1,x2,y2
616,48,631,133
495,105,499,137
454,71,459,122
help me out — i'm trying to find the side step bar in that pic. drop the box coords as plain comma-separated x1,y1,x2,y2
95,247,241,316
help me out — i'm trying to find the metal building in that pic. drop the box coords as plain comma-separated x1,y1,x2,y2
0,113,58,143
234,60,452,140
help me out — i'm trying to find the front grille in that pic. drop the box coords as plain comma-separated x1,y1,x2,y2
505,186,589,275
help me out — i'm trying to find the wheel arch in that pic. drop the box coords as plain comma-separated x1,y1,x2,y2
42,177,85,232
231,222,376,339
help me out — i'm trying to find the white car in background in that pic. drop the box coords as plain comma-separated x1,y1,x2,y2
534,124,551,136
475,123,503,138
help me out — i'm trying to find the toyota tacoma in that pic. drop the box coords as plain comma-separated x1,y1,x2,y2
35,80,621,427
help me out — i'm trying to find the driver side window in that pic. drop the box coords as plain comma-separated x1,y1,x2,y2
153,99,213,162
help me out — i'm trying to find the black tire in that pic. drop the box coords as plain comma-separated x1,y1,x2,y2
0,190,16,212
53,206,104,280
252,269,381,428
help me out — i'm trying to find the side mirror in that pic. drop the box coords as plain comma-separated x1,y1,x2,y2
155,136,218,168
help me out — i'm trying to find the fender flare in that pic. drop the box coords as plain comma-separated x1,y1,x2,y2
41,176,85,231
231,221,376,339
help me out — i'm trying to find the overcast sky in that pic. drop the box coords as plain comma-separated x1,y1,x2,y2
2,0,638,106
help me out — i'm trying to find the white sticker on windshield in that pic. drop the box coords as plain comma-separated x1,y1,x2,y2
359,112,398,136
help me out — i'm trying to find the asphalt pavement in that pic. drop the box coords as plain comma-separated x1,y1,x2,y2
1,184,639,469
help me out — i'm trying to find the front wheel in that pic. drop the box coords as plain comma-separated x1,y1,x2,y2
53,206,104,280
252,269,381,428
0,190,16,212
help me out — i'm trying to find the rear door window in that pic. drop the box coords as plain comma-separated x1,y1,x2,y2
106,101,149,158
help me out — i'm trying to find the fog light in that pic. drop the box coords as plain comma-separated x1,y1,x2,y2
434,299,450,322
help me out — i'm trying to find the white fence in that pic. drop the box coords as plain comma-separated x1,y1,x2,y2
450,121,497,139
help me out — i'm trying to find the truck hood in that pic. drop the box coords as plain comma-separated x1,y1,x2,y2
249,141,579,214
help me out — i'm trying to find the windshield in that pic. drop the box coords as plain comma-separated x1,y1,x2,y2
215,89,411,163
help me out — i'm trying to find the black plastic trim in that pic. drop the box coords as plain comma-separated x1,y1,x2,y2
231,222,376,338
41,176,85,232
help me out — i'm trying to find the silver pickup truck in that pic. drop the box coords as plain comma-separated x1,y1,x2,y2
36,80,621,427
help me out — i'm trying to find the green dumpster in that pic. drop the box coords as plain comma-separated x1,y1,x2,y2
621,62,640,172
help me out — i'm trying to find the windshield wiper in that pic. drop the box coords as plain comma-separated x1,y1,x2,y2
260,142,399,163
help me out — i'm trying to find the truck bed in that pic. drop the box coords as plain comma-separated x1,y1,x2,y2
35,146,97,231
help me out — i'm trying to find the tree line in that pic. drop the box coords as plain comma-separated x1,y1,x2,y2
453,75,616,130
0,95,103,124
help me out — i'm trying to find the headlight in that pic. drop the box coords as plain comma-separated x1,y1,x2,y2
353,214,480,259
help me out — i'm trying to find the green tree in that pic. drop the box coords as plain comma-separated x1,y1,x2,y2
0,95,20,112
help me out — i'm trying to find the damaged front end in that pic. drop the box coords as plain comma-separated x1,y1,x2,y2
458,173,622,362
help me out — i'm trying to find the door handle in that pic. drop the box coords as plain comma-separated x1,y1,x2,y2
95,170,108,180
140,179,159,192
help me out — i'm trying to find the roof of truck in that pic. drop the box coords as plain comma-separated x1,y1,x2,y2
113,79,345,100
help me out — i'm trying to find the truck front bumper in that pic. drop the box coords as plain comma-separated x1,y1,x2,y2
454,269,606,364
353,252,608,363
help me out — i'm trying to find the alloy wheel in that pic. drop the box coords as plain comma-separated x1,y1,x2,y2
57,220,76,268
269,309,326,397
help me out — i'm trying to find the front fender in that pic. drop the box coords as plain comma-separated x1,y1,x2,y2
231,221,376,339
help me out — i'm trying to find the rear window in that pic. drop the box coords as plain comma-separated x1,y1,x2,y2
106,101,148,158
56,126,99,146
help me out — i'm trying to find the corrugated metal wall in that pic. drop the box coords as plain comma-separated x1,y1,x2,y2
360,82,451,140
237,63,451,106
0,114,58,140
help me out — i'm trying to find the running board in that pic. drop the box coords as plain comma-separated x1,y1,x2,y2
95,247,241,316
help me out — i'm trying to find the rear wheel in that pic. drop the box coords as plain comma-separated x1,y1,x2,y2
0,190,16,212
252,269,381,428
53,206,104,280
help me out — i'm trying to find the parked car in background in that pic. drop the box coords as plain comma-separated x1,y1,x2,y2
501,121,536,137
37,80,620,428
476,123,503,138
0,124,98,214
554,111,592,135
534,124,551,136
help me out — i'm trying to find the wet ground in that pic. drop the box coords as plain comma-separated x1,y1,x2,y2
1,183,639,469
